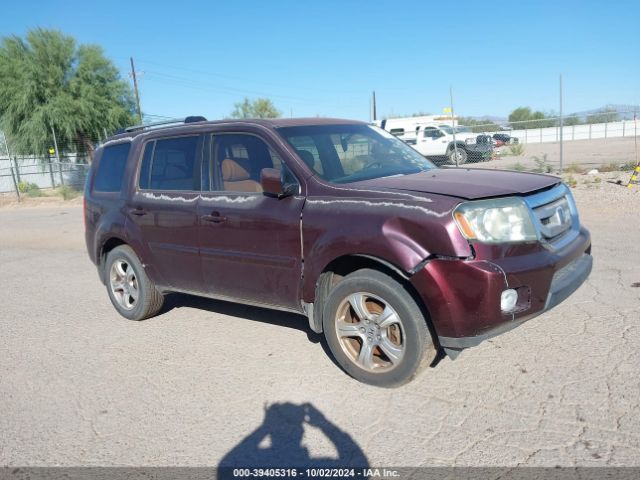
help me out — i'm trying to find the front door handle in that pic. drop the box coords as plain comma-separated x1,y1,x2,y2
201,212,227,224
129,207,147,216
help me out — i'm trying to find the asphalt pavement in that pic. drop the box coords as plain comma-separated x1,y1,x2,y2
1,183,638,467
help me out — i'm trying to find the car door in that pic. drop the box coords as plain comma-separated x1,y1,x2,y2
127,134,204,292
419,127,447,156
197,132,305,311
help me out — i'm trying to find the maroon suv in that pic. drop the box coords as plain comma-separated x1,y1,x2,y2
84,117,592,387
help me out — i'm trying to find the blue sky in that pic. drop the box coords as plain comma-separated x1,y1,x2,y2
2,0,638,122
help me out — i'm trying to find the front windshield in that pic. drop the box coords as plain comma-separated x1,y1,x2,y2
277,124,435,184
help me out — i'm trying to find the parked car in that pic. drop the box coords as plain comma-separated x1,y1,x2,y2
378,118,493,165
85,117,592,387
493,133,519,146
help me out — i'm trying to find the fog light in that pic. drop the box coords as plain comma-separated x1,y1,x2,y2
501,289,518,312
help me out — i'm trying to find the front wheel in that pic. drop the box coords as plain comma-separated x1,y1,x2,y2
447,145,468,165
322,269,436,387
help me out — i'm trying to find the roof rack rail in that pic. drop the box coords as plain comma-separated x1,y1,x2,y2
123,116,207,133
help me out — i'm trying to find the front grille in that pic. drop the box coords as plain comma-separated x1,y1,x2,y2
533,195,572,240
524,183,579,249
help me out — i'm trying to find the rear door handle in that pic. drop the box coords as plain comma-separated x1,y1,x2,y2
129,207,147,216
201,212,227,224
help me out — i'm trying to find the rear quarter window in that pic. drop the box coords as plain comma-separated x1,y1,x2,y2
93,143,131,192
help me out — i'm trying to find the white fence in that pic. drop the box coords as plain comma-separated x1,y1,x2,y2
500,119,638,145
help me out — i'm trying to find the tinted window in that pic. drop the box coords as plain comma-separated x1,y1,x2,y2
423,128,439,138
94,143,131,192
211,134,282,193
138,141,154,189
146,136,200,191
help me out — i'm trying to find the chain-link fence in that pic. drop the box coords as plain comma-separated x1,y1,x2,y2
0,154,90,198
455,113,639,145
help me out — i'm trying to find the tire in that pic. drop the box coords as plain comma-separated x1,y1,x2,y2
105,245,164,321
447,145,468,165
322,269,436,388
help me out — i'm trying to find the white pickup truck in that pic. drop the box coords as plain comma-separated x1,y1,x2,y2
378,119,494,164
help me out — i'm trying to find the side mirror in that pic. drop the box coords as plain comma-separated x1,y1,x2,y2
260,168,298,198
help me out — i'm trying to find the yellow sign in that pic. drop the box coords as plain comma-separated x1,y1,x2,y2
443,107,452,114
48,147,55,155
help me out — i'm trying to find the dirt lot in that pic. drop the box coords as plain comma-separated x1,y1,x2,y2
0,180,639,468
484,136,638,172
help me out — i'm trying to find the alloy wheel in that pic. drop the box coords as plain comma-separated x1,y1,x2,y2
109,259,139,310
334,292,406,372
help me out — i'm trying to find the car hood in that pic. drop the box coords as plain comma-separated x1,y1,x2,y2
356,168,560,200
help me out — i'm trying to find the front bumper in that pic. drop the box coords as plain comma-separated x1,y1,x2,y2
410,227,592,358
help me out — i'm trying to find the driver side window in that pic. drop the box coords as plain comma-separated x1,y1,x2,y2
209,134,284,193
423,128,441,139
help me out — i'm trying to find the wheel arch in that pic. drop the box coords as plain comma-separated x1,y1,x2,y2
97,236,129,284
447,141,468,151
308,254,436,342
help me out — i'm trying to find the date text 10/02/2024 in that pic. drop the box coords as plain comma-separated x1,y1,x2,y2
231,468,400,478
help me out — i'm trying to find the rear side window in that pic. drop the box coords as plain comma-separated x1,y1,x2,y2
94,143,131,192
139,136,200,191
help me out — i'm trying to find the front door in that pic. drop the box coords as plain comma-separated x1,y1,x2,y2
197,132,305,311
418,127,447,156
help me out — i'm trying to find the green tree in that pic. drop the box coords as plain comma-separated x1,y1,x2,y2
230,97,280,119
0,28,135,160
586,108,619,124
508,106,555,129
563,114,582,126
457,117,501,133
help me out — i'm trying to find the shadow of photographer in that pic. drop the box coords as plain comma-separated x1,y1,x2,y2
218,402,368,476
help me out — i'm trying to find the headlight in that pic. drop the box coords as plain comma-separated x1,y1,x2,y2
453,197,537,243
465,137,476,145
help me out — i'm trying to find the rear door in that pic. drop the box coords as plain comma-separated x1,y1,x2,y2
197,132,305,310
128,134,204,292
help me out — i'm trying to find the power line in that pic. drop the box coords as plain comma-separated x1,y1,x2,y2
141,70,365,109
127,57,364,96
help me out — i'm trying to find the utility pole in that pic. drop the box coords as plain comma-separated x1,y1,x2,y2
559,74,564,174
450,85,459,168
1,130,20,201
130,57,143,124
51,124,64,185
372,91,377,121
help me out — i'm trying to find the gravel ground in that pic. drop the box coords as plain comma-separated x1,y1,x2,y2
477,136,638,173
0,181,639,468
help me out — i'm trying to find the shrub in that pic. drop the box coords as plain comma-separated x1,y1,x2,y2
57,185,78,200
531,154,551,173
508,143,525,156
18,181,44,197
565,163,584,174
509,162,526,171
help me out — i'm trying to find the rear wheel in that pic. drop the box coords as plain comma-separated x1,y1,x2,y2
322,269,436,387
447,145,468,164
105,245,164,321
